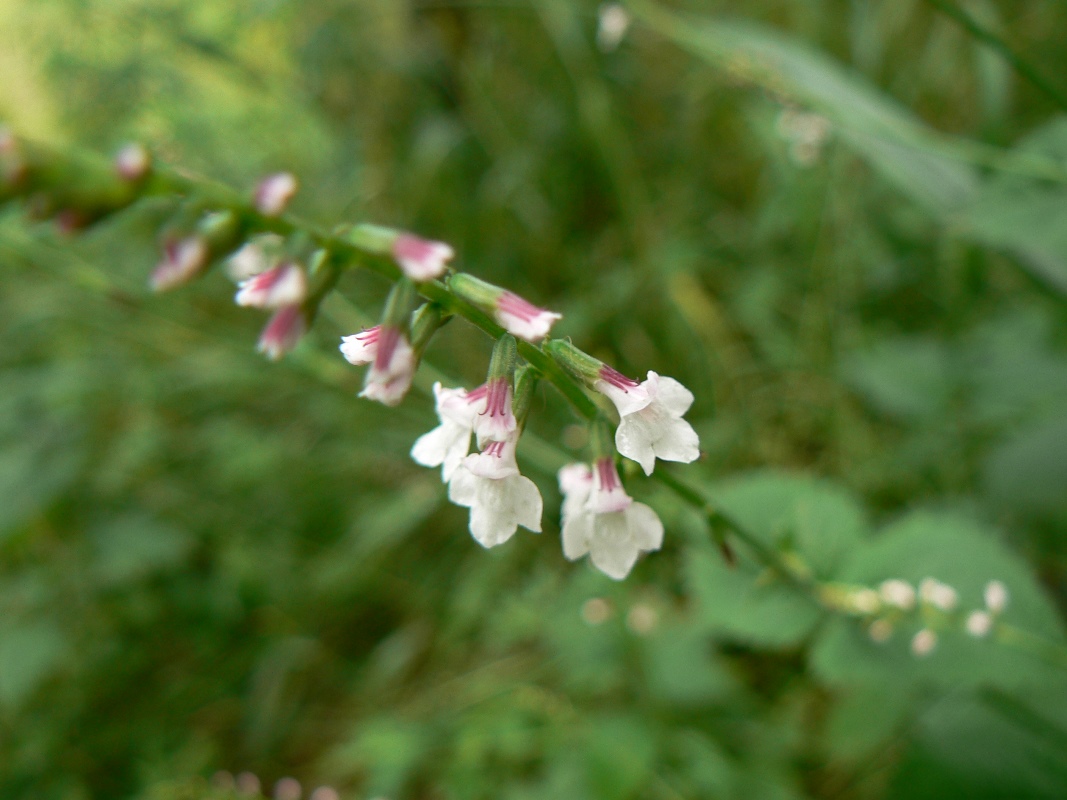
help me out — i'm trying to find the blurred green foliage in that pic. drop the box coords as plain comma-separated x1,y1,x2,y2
2,0,1067,798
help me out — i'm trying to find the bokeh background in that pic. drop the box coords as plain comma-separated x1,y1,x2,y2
2,1,1067,798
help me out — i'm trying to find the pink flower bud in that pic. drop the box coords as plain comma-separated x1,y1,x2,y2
235,262,307,308
473,376,516,445
392,233,454,281
254,172,298,216
150,236,209,292
339,325,381,366
494,291,561,342
114,143,151,181
591,457,631,514
257,305,306,360
355,325,417,407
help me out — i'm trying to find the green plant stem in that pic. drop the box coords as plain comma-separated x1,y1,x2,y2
923,0,1067,114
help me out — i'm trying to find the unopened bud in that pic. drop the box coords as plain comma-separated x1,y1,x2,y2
543,339,605,384
151,235,209,291
984,580,1009,614
911,628,937,657
258,305,307,360
274,777,302,800
919,578,957,611
449,273,561,341
254,171,298,216
966,610,993,638
114,143,151,181
879,579,916,610
868,619,893,643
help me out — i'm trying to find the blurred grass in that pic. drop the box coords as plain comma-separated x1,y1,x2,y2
2,0,1067,798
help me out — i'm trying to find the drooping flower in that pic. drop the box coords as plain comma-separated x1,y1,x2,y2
340,325,417,407
595,368,700,475
392,233,454,282
254,172,298,216
558,459,664,580
411,382,488,481
150,235,209,292
258,305,306,360
448,433,543,547
235,262,307,309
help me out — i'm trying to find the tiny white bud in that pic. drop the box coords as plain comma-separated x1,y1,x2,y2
309,788,340,800
114,142,151,181
984,580,1009,614
879,579,916,610
581,597,612,626
868,619,893,643
919,578,958,611
626,603,658,635
212,771,236,790
850,588,881,615
274,777,302,800
597,3,631,51
237,771,262,795
966,610,993,638
911,628,938,657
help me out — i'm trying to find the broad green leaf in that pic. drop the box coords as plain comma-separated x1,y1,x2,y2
0,621,67,711
983,415,1067,523
842,337,953,420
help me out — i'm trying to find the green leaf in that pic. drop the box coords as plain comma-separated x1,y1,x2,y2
89,514,195,586
0,620,67,711
982,415,1067,523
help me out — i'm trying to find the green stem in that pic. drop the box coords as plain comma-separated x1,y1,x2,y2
923,0,1067,114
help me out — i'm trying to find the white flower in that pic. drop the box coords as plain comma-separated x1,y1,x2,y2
448,434,543,547
558,460,664,580
235,262,306,309
339,326,382,366
340,325,417,406
595,368,700,475
493,291,562,342
411,383,488,480
392,233,454,282
257,305,306,360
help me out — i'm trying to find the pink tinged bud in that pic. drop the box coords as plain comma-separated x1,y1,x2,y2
114,143,151,181
150,236,209,291
493,291,562,342
591,458,632,514
474,377,516,444
274,777,302,800
254,172,298,216
359,325,416,407
392,233,454,282
257,305,306,360
235,262,307,308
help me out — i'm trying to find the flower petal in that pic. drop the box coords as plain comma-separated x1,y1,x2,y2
648,372,695,416
625,502,664,551
615,415,657,475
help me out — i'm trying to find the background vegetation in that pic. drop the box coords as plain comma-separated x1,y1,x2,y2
2,0,1067,797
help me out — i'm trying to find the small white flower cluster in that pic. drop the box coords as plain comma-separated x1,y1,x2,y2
134,162,700,580
850,577,1011,658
